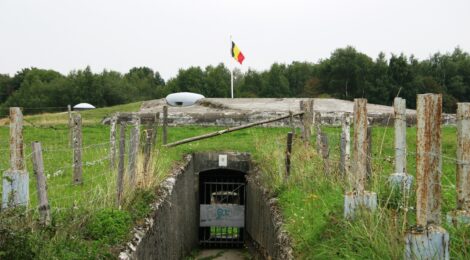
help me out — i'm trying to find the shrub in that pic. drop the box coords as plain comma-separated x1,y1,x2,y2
85,209,131,245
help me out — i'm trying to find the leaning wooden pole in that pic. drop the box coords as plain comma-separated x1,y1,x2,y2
164,112,304,148
31,142,51,226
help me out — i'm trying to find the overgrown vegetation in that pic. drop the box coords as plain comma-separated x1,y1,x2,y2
0,105,469,259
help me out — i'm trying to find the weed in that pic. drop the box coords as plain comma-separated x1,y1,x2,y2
85,209,132,245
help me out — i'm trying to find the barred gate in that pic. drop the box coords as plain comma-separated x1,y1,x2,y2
199,169,246,248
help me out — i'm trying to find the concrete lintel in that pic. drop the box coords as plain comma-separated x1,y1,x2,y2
446,210,470,225
343,191,377,219
388,172,413,192
192,152,251,173
404,225,449,260
2,170,29,208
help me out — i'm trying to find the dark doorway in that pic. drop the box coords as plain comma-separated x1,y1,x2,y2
199,169,246,248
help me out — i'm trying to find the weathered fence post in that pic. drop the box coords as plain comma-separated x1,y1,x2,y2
2,107,29,208
285,132,293,179
68,104,72,147
289,111,295,136
152,112,160,146
116,122,126,206
344,99,377,219
388,97,413,191
143,128,152,176
315,113,322,152
299,101,305,140
405,94,449,260
366,126,372,179
319,132,330,174
447,102,470,224
340,113,351,175
308,99,315,138
31,142,51,226
301,99,313,144
109,114,118,170
72,113,83,185
128,115,140,188
162,105,168,145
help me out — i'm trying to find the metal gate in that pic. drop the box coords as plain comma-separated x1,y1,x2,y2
199,169,246,248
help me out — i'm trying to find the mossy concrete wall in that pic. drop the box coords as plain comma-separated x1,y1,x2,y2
119,156,199,260
246,175,293,259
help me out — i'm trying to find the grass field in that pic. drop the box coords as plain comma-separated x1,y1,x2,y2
0,104,468,259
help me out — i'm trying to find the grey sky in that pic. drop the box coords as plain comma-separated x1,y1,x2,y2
1,0,469,80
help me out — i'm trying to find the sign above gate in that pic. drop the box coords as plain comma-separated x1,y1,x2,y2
200,204,244,227
218,154,228,167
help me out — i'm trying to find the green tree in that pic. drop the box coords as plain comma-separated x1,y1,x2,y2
204,64,230,97
263,63,289,97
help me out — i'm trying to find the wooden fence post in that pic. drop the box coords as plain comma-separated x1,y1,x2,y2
72,113,83,185
315,113,322,152
447,102,470,224
128,115,140,188
319,132,330,174
340,113,351,175
2,107,29,208
143,129,152,176
116,122,126,206
31,142,51,226
299,101,305,140
162,105,168,145
344,99,377,219
405,94,449,260
109,114,118,170
289,111,295,136
300,99,313,144
308,99,314,139
152,112,160,146
366,126,372,180
68,105,72,147
389,97,413,192
285,132,293,179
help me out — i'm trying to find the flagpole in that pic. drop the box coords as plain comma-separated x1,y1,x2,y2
230,35,234,99
231,68,234,99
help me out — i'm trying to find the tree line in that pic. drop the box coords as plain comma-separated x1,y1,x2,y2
1,46,469,115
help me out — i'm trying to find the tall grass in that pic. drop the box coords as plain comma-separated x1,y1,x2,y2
251,125,469,259
0,104,468,259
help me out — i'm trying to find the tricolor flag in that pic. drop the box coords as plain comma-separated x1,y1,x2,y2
231,41,245,64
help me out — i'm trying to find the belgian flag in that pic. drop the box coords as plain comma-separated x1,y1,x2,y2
231,41,245,64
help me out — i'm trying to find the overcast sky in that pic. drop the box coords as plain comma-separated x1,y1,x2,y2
1,0,469,80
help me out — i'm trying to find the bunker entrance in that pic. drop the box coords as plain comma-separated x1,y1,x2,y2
199,169,246,248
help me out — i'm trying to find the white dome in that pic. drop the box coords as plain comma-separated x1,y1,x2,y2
165,92,205,107
73,103,96,109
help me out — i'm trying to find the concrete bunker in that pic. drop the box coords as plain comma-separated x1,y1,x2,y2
120,152,292,259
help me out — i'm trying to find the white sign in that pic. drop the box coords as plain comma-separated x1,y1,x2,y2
200,204,244,227
218,154,228,167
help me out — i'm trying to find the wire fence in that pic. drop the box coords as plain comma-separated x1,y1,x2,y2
0,118,157,228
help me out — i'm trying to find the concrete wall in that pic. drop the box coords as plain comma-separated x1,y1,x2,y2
119,156,199,260
246,175,293,260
